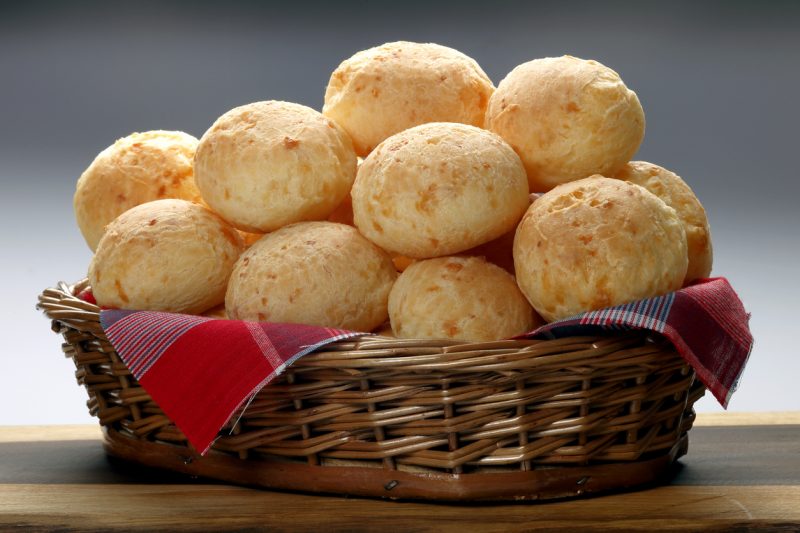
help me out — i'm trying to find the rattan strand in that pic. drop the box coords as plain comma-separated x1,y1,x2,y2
39,280,704,475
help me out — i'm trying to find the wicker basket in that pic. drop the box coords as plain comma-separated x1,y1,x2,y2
39,280,705,501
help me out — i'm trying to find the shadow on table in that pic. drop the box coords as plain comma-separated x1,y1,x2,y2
0,439,214,485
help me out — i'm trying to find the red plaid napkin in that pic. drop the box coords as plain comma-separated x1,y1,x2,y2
98,311,359,454
94,277,751,455
528,278,752,408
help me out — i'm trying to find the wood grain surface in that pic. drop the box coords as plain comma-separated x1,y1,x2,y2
1,414,799,532
3,485,798,532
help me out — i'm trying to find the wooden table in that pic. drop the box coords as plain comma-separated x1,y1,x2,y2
1,413,799,531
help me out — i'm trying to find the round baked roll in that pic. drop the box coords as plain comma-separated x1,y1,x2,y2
389,256,541,341
323,41,494,156
74,130,202,251
485,56,645,192
613,161,712,284
513,176,688,322
226,221,397,331
89,199,244,314
194,100,357,233
352,122,530,258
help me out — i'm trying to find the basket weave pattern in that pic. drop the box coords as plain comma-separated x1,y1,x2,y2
40,280,704,477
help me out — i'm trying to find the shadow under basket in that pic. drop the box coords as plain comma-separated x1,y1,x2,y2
39,281,705,501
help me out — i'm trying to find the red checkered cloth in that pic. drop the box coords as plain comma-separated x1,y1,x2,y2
94,277,751,455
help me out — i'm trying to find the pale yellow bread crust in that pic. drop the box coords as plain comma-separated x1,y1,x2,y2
513,176,688,322
323,41,494,156
613,161,713,284
74,130,202,251
194,101,357,233
389,256,542,342
352,122,530,259
89,199,244,315
486,56,645,192
225,221,397,332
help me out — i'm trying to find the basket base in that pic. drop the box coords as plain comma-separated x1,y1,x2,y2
103,428,688,501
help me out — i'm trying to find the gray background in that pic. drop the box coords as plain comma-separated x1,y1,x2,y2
2,0,798,424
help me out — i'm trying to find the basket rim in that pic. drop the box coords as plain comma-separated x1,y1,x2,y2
38,280,681,372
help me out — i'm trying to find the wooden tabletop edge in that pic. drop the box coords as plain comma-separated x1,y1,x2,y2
693,411,800,426
0,424,102,443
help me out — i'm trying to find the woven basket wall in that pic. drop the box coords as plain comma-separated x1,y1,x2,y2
39,280,705,499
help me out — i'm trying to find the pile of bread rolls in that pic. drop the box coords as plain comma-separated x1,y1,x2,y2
75,41,712,342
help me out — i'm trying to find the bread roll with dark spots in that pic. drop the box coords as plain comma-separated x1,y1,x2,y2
89,199,243,314
486,56,645,192
194,101,357,233
352,122,529,259
226,222,396,331
389,256,541,341
613,161,712,284
74,130,201,251
513,176,687,321
323,41,494,156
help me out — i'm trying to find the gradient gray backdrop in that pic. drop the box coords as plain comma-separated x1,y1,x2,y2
2,0,798,424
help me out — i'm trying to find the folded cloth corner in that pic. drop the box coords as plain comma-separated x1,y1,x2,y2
527,277,752,408
99,310,360,454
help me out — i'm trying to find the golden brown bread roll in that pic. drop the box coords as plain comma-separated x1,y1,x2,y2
74,130,202,251
613,161,712,284
323,41,494,156
485,56,645,192
352,122,530,259
194,101,357,233
389,256,542,341
513,176,688,321
89,199,244,314
225,222,397,331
